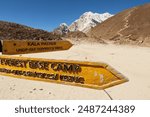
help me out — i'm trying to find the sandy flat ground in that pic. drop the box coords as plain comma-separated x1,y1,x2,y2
0,42,150,100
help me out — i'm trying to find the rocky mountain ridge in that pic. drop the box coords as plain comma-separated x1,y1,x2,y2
0,21,61,40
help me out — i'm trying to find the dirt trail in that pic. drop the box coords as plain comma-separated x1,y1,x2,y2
117,8,136,37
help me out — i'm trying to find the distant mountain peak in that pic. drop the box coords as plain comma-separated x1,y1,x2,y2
69,11,113,32
60,23,68,27
53,11,113,34
53,22,69,35
82,11,94,16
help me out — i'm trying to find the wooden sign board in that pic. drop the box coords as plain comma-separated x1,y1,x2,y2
2,40,73,55
0,56,128,89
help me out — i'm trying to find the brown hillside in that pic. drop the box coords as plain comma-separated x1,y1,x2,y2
88,3,150,46
64,31,106,44
0,21,61,40
64,31,88,38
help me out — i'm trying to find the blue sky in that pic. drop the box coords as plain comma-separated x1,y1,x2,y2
0,0,150,31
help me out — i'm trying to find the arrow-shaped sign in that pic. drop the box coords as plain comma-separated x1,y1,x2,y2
0,56,128,89
2,40,73,55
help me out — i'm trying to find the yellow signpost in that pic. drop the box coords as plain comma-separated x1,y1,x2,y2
2,40,73,55
0,55,128,89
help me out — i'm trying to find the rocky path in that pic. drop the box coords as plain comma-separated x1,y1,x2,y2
117,8,137,37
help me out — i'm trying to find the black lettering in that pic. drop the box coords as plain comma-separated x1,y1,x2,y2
28,42,32,46
16,48,28,52
75,77,85,84
64,105,70,113
60,75,85,84
28,42,40,46
15,107,19,113
29,61,49,70
29,61,37,69
56,63,63,71
63,64,73,72
51,63,57,70
41,42,56,46
0,58,28,68
46,74,59,80
51,63,81,73
74,64,81,72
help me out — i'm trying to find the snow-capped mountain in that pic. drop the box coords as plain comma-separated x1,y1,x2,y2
53,23,69,35
69,11,113,32
53,11,113,34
